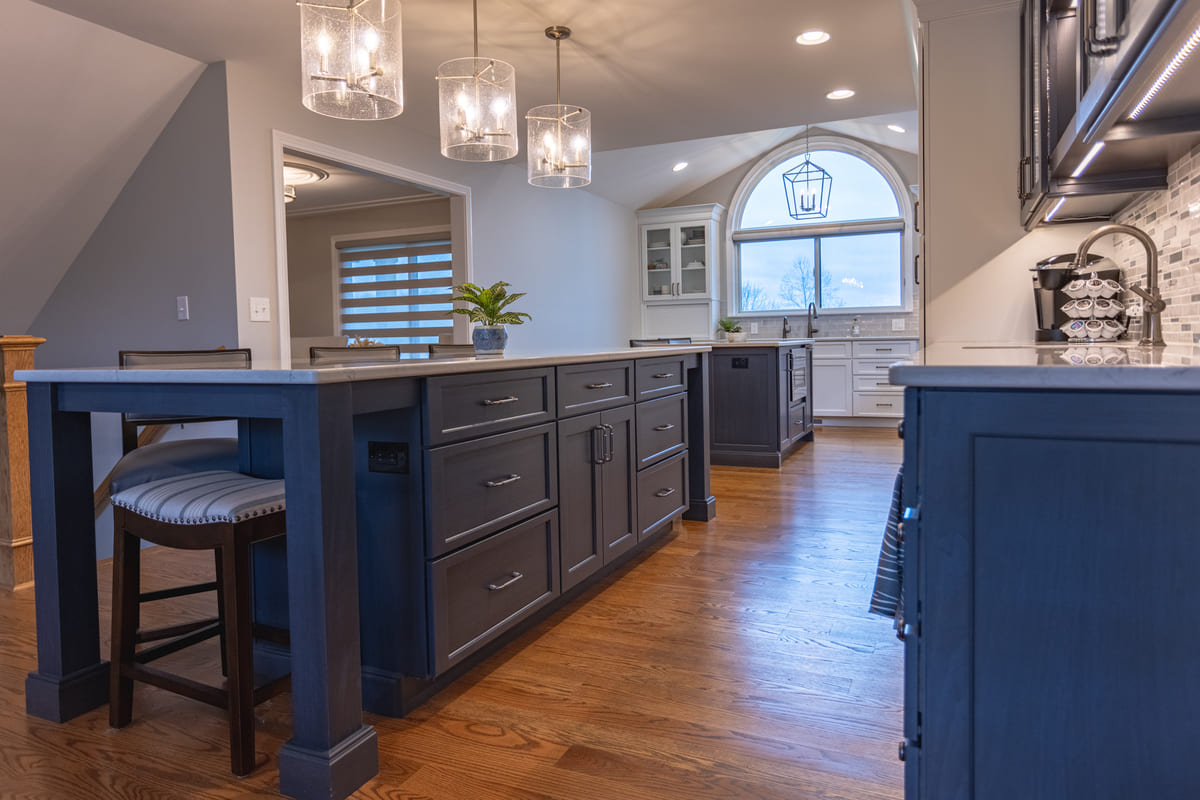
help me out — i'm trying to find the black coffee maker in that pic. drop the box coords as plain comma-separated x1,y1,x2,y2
1031,253,1119,341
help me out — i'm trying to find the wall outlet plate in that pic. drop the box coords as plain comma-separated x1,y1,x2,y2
176,295,189,321
892,318,906,331
750,322,759,334
250,296,271,322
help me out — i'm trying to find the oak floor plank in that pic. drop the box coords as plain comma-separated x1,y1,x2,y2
0,426,904,799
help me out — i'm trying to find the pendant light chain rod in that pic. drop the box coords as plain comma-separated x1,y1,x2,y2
472,0,478,58
556,35,562,107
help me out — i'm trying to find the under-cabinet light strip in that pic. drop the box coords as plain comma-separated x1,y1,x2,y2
1129,21,1200,120
1071,141,1106,177
1045,197,1067,222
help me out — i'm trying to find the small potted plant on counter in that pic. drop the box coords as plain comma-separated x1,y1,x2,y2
718,317,748,342
448,280,532,357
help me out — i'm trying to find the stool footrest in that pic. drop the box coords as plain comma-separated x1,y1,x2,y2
134,620,222,663
122,663,227,709
140,581,218,603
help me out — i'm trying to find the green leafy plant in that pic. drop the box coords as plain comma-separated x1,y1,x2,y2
447,281,533,326
717,317,742,333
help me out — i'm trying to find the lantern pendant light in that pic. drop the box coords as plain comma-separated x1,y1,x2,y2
526,26,591,188
436,0,518,161
783,126,832,220
298,0,404,121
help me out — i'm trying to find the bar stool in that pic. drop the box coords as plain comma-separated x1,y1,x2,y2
109,470,289,776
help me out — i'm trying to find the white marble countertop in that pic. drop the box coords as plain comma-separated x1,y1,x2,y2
16,345,711,385
707,338,814,348
890,341,1200,391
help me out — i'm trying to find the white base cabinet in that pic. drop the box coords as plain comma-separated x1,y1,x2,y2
812,338,918,420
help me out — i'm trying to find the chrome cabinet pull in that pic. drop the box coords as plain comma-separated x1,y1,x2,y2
876,381,890,386
482,395,518,406
653,423,675,431
876,402,894,408
603,423,614,463
654,487,676,498
487,571,524,591
484,473,521,487
586,382,614,390
592,425,606,464
875,347,894,352
653,372,674,379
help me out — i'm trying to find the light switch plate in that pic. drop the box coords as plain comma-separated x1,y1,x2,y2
891,318,906,331
250,296,271,322
750,322,759,334
176,295,189,321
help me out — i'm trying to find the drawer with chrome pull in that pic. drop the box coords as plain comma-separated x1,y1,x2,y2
635,392,687,469
852,391,903,418
634,355,688,401
636,451,688,540
430,509,559,673
425,422,557,557
850,339,918,358
556,360,633,417
853,356,906,377
853,374,901,393
424,368,555,445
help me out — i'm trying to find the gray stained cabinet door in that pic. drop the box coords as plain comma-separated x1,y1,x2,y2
557,405,636,591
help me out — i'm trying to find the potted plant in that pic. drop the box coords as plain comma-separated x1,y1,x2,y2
447,280,532,356
718,317,748,342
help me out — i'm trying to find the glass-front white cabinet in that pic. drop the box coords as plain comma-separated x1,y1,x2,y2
639,204,722,303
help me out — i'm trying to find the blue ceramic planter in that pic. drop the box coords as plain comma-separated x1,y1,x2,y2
472,325,508,356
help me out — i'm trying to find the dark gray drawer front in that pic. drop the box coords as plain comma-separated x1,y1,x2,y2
556,361,633,417
430,510,559,674
637,451,688,540
635,392,687,470
425,368,555,445
426,422,557,557
635,356,687,401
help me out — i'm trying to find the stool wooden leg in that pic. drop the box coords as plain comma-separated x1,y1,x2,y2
219,533,256,776
214,549,228,677
109,522,140,729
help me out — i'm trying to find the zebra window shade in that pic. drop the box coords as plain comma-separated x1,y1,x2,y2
337,232,455,355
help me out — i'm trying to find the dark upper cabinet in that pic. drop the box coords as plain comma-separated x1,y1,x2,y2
557,405,636,591
1020,0,1200,228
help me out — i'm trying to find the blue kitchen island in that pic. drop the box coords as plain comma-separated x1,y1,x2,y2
18,345,713,800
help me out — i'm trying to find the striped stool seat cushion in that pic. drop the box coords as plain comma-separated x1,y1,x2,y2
111,470,285,525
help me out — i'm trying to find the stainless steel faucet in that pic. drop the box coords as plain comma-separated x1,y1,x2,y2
1073,223,1165,346
806,302,819,338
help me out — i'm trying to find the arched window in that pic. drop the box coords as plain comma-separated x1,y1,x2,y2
728,136,911,314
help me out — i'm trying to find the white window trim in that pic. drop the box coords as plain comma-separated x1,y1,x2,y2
723,134,914,317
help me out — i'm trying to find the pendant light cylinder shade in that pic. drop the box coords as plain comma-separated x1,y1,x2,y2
437,57,518,161
299,0,403,121
526,105,591,188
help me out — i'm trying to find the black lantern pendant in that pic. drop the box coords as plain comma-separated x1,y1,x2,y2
783,127,832,220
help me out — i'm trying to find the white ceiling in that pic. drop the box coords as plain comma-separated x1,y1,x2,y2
32,0,918,152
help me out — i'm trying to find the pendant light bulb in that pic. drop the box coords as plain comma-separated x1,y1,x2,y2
526,26,591,188
436,0,519,161
299,0,404,121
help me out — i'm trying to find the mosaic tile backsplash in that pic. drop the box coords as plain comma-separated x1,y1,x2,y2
1112,142,1200,345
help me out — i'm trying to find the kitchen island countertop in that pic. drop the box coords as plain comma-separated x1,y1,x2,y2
707,338,813,348
890,340,1200,391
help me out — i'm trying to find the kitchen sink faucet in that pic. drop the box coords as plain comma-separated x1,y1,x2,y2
1073,223,1165,346
806,302,819,338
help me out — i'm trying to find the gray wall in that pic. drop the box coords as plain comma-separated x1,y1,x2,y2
287,198,452,338
30,62,239,367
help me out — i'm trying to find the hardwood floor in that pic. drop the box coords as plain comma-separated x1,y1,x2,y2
0,427,904,800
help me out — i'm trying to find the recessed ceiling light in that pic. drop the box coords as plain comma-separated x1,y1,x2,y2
673,161,689,172
283,162,329,185
826,88,855,100
887,124,906,133
796,30,831,46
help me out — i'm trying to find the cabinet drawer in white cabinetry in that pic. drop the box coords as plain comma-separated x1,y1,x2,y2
853,374,901,393
853,392,903,417
853,357,903,377
812,341,852,359
851,340,917,358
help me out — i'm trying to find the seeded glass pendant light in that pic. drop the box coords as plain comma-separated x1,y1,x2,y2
298,0,404,121
436,0,518,161
783,126,832,219
526,26,591,188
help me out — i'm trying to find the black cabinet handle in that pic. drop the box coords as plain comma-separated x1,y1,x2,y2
655,487,676,498
591,426,605,464
586,382,614,390
484,473,521,487
487,571,524,591
653,372,674,379
603,423,614,463
482,395,518,406
1083,0,1123,56
653,423,675,431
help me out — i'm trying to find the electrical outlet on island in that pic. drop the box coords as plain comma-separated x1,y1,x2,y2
892,318,906,332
